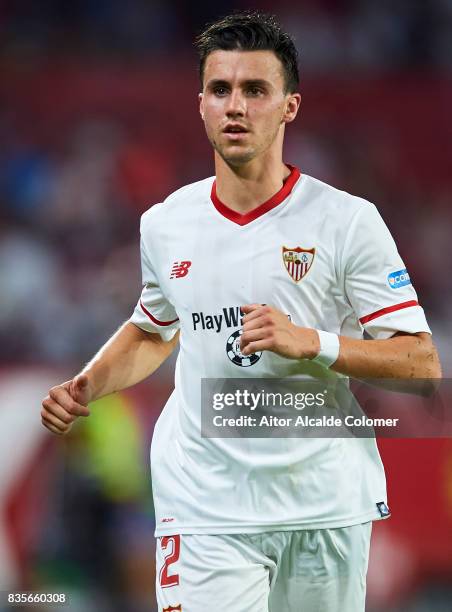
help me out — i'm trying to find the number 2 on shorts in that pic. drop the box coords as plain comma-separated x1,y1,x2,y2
159,535,180,588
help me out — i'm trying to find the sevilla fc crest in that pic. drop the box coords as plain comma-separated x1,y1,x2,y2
163,606,182,612
282,247,315,282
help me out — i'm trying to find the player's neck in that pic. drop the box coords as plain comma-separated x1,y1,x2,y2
214,154,291,215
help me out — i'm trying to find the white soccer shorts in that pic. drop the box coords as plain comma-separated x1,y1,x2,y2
156,522,372,612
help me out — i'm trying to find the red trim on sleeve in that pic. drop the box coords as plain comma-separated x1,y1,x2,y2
359,300,419,325
140,301,179,326
211,165,301,226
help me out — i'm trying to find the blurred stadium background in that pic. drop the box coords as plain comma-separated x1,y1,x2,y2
0,1,451,610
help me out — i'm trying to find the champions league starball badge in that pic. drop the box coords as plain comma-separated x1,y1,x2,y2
226,329,262,367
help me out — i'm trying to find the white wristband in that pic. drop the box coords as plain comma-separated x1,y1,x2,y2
311,330,340,368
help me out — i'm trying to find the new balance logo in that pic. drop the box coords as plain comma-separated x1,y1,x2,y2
170,261,192,279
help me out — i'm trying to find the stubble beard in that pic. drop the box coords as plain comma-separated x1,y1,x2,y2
215,142,256,166
211,135,269,168
210,122,283,168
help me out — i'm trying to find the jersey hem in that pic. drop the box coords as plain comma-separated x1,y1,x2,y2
154,508,390,537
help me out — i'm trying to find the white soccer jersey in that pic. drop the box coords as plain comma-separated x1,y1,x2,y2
130,165,430,536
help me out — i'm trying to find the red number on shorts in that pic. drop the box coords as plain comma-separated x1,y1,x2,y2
159,535,180,588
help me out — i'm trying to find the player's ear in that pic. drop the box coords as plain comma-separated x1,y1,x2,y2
199,93,205,120
282,92,301,125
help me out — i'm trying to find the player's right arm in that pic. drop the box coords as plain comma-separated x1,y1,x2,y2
41,322,179,435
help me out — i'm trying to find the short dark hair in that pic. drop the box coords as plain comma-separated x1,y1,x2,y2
195,11,299,93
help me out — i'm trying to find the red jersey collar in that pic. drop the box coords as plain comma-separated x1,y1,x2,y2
210,165,301,226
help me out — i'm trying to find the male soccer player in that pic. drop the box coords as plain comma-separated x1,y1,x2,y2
41,12,441,612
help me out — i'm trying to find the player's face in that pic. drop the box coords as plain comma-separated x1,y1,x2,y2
199,50,300,166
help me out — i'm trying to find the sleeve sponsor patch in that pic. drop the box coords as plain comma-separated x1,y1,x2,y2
388,269,411,289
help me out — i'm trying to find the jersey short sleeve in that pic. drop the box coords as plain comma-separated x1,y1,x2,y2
342,202,431,339
130,231,180,342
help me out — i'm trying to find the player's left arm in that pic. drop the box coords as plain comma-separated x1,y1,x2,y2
240,304,441,379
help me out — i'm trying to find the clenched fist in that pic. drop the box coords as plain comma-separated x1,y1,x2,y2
41,374,92,435
240,304,320,360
